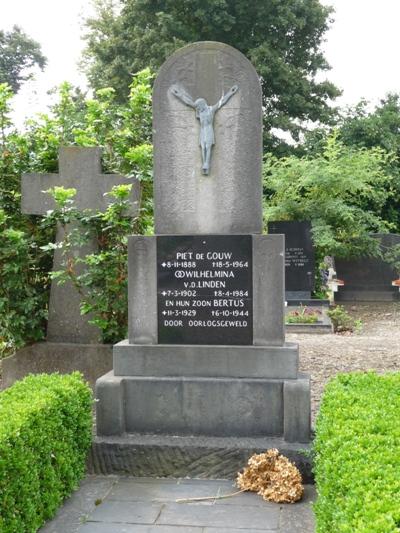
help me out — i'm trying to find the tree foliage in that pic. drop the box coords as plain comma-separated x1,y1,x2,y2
338,94,400,231
0,71,153,354
264,132,394,260
305,94,400,231
82,0,340,153
0,25,46,93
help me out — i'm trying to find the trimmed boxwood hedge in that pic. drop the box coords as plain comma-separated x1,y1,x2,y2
314,372,400,533
0,372,92,532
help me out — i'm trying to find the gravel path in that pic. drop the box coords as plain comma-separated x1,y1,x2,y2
288,302,400,423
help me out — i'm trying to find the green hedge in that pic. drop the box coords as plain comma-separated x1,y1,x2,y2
314,372,400,533
0,372,92,532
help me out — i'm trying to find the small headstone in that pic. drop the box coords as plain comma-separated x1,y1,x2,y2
268,221,315,300
335,233,400,302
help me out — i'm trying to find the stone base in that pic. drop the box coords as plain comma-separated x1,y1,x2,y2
88,433,313,483
113,340,299,379
1,342,113,389
96,371,311,443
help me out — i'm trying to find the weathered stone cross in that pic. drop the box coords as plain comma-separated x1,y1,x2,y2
21,146,139,344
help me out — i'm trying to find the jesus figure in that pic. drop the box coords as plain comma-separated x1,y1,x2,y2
170,84,239,175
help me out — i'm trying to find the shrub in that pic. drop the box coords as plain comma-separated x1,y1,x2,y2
327,305,362,333
313,372,400,533
0,372,92,532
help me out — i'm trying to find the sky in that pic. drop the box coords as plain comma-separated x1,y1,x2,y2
2,0,400,125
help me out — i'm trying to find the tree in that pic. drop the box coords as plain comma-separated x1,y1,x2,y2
338,95,400,231
0,25,46,93
264,132,394,260
305,94,400,231
82,0,340,153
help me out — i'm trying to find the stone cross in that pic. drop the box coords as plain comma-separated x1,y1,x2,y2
21,146,139,344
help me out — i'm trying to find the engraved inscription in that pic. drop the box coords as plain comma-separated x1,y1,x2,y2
157,235,253,345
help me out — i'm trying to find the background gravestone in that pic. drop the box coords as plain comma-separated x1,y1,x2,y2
94,42,312,479
268,221,315,301
335,233,400,302
2,146,139,388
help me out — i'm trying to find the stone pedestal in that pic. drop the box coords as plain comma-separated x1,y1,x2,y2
96,234,311,444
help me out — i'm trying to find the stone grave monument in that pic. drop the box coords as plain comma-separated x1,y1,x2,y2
335,233,400,302
2,147,139,388
93,42,312,479
268,221,315,302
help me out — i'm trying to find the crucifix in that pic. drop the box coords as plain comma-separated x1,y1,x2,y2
170,84,239,175
21,146,139,343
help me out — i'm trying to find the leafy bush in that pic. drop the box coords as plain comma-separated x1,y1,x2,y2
0,372,92,532
314,372,400,533
42,184,134,342
0,209,50,355
327,305,362,333
0,69,154,353
264,132,394,260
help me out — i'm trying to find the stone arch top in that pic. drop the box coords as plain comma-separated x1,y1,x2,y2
153,41,263,235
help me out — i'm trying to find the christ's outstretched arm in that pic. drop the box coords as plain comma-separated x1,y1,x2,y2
170,85,196,108
213,84,239,112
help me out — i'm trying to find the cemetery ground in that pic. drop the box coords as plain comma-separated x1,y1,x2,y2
292,301,400,422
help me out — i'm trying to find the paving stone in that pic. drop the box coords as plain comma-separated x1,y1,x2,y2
157,502,279,529
40,476,118,533
40,476,315,533
203,529,272,533
109,478,270,508
278,485,316,533
88,500,162,525
110,478,233,501
79,524,201,532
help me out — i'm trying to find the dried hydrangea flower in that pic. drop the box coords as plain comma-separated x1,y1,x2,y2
236,449,304,504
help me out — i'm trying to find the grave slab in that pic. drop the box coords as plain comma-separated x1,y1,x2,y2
128,233,285,347
1,342,112,390
2,147,139,390
89,434,313,482
113,340,299,379
268,221,315,302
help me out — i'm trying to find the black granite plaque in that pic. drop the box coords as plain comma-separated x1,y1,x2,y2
268,221,315,294
157,235,253,345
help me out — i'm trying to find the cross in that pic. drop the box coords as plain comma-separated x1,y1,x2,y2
21,146,139,344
